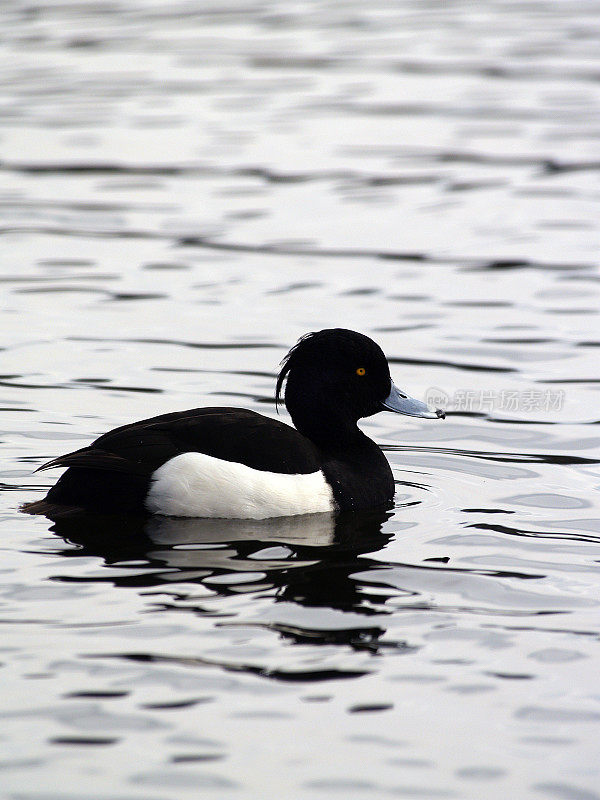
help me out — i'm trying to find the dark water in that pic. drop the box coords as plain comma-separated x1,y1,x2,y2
2,1,600,798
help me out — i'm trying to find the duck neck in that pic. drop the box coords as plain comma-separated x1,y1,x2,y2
289,406,365,453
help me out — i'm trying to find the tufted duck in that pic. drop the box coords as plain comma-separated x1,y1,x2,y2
23,329,444,518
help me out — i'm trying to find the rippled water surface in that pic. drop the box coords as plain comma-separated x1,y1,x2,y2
2,1,600,798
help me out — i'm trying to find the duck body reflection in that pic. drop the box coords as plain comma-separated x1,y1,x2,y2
48,509,396,640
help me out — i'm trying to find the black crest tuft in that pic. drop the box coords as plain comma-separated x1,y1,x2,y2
276,331,319,411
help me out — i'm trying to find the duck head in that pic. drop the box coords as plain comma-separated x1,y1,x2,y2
276,329,444,443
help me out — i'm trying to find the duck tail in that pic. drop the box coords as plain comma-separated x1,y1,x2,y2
20,499,82,517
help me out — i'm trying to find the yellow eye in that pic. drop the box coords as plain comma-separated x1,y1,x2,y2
356,367,366,376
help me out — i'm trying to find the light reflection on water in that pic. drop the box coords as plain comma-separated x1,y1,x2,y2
2,1,600,798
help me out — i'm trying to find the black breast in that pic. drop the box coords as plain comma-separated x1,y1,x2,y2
320,435,395,512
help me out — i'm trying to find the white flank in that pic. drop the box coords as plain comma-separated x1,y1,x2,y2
145,452,335,519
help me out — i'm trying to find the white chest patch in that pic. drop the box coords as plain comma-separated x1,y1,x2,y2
145,452,335,519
